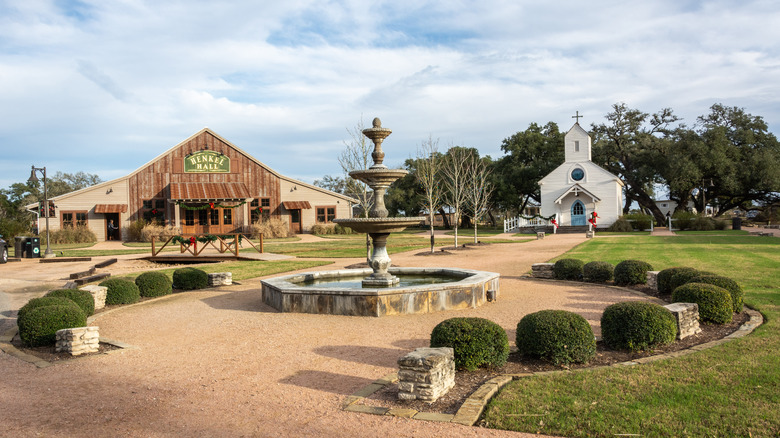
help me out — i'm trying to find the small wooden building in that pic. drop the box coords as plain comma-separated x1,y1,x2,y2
29,128,355,241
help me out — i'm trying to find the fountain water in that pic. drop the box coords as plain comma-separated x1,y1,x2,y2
260,118,500,317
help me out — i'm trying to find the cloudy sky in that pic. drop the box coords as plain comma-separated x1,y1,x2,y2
2,0,779,190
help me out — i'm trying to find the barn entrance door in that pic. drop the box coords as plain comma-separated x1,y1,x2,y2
289,209,302,234
571,200,586,226
182,206,234,235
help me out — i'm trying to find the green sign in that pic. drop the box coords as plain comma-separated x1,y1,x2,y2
184,150,230,173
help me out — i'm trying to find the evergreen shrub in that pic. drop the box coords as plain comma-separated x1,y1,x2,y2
99,278,141,305
172,267,209,290
614,260,653,286
135,271,173,297
672,283,733,324
583,261,614,283
657,267,698,295
17,297,79,322
687,275,743,313
516,310,595,365
430,317,509,371
669,268,701,293
553,258,584,281
672,211,697,230
601,302,677,351
606,217,633,232
45,289,95,316
692,215,715,231
18,305,86,347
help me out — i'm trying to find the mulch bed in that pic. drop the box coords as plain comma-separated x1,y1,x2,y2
361,309,750,415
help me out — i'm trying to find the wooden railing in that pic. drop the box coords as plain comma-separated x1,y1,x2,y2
151,233,263,257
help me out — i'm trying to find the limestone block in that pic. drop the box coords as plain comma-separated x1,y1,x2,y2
208,272,233,286
647,271,660,292
531,263,554,279
536,232,545,240
664,303,701,340
55,326,100,356
397,347,455,403
80,285,107,310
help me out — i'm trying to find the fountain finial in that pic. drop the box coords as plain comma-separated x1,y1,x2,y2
372,117,382,128
362,116,392,168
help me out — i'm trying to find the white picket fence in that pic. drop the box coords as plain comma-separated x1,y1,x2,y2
504,215,556,233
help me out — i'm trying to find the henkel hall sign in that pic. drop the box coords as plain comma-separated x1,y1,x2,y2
184,150,230,173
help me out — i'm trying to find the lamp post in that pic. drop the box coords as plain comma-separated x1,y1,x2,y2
700,178,714,216
28,165,54,258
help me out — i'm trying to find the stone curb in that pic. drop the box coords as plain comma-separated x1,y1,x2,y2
342,307,763,427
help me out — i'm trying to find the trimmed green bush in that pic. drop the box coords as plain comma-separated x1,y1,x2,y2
553,259,584,281
516,310,596,365
601,302,677,351
687,275,744,313
45,289,95,316
672,283,733,324
672,211,697,230
172,267,208,290
692,215,715,231
669,268,701,293
430,317,509,371
614,260,653,286
583,261,614,283
657,267,698,295
18,305,87,347
99,278,141,305
17,297,79,322
135,271,173,297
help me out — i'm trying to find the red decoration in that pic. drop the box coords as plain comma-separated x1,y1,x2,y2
189,236,197,250
209,202,215,209
551,219,559,229
151,209,158,215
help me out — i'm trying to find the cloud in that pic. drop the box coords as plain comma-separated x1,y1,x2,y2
76,60,129,101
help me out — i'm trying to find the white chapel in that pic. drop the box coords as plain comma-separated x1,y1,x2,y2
538,118,624,228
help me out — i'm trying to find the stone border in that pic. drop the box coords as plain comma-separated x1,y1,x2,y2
342,307,763,426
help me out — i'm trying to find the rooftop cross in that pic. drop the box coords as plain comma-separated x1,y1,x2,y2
572,111,583,124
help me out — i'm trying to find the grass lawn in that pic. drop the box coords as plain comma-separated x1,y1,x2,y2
116,260,333,282
483,235,780,437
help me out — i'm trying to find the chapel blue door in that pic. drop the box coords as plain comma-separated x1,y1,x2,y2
571,200,586,226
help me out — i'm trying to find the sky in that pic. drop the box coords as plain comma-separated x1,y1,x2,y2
2,0,779,191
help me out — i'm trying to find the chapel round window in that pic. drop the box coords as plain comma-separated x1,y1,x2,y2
571,168,584,181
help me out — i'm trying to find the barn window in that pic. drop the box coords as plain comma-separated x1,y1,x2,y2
316,206,336,223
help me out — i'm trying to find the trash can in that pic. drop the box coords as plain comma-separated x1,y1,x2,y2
25,237,41,258
732,217,742,231
14,236,28,258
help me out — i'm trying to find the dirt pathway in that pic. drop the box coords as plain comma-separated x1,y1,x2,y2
0,233,650,437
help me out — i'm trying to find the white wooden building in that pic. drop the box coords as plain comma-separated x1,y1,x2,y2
538,122,623,227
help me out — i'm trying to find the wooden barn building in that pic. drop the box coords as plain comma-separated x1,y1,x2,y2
29,128,355,241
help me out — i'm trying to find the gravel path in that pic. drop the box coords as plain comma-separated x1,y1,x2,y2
0,233,652,437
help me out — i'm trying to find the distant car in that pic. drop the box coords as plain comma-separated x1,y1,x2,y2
0,235,7,263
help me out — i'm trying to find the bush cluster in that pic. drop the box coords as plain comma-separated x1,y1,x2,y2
100,278,141,305
430,317,509,371
657,267,698,295
687,275,743,313
613,260,653,286
672,283,733,324
553,259,584,281
669,268,702,293
583,261,614,283
45,289,95,316
41,225,97,244
135,271,173,297
126,219,146,242
516,310,595,365
173,267,209,290
251,218,292,239
140,223,182,243
606,217,633,232
672,211,697,230
601,302,677,351
310,224,354,235
624,213,653,231
17,303,86,347
18,297,79,321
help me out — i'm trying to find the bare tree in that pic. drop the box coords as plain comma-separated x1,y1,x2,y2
339,117,374,259
465,156,494,244
442,146,473,248
415,135,442,253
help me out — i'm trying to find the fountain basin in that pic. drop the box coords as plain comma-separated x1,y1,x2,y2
332,217,424,234
261,267,500,317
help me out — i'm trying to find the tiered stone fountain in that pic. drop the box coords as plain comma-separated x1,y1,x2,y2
260,118,499,317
